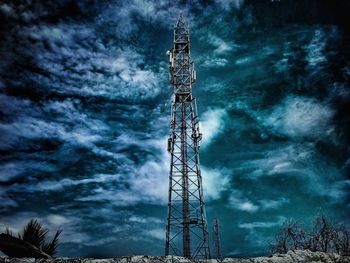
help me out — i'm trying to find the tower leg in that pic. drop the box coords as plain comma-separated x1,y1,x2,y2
181,99,190,258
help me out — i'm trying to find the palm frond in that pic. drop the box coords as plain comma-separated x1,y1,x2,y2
21,219,49,248
4,227,14,236
41,229,62,256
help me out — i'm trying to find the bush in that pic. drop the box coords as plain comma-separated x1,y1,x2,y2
270,214,350,255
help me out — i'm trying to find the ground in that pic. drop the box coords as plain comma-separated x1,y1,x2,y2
0,250,349,263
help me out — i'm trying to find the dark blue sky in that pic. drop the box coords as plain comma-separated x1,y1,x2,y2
0,0,349,258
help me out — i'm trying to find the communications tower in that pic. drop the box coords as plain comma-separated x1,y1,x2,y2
213,218,222,259
165,13,210,259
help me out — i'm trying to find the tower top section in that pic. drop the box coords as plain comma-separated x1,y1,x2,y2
174,13,189,44
166,12,196,93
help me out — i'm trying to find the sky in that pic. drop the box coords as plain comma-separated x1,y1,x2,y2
0,0,349,258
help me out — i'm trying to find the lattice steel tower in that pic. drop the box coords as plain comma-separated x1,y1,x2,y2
213,218,222,260
165,13,210,259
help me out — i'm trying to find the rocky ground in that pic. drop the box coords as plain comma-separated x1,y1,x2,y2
0,250,349,263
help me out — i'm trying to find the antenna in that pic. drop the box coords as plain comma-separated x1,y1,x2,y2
213,218,222,260
165,14,210,260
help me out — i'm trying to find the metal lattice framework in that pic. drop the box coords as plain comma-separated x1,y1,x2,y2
213,218,222,260
165,13,210,260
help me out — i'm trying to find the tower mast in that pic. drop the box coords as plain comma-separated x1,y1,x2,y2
165,13,210,259
213,218,222,260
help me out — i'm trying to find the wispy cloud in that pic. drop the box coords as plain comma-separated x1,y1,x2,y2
145,228,165,240
33,25,165,100
264,95,335,140
229,191,259,213
215,0,245,11
328,180,350,202
229,191,289,213
207,33,236,55
0,97,109,154
306,29,327,69
238,216,286,229
0,192,18,212
258,198,289,210
200,57,229,68
0,161,55,182
234,142,344,201
200,108,227,148
202,167,230,200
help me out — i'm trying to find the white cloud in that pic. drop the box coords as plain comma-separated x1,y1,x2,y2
258,198,289,210
46,214,70,226
132,139,169,204
239,202,259,212
21,21,165,101
37,136,169,206
306,29,327,68
199,108,227,148
85,237,117,247
201,57,229,68
235,57,253,65
241,143,315,179
201,167,229,200
93,48,162,100
236,142,345,202
56,131,228,205
238,216,286,229
1,128,167,207
128,216,162,224
129,216,147,223
0,193,18,211
229,191,289,213
330,82,350,99
77,188,144,205
226,249,241,257
0,4,16,18
23,173,124,192
215,0,245,10
243,228,274,250
229,191,259,213
97,0,191,37
208,33,235,55
264,96,335,140
145,228,165,240
0,98,110,150
328,180,350,201
28,25,73,46
0,161,55,182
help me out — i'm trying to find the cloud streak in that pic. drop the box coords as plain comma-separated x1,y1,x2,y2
264,96,335,140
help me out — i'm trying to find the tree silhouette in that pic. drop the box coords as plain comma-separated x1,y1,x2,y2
270,214,350,255
0,219,62,257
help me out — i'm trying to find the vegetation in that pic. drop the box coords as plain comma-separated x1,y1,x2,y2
270,214,350,255
2,219,62,257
